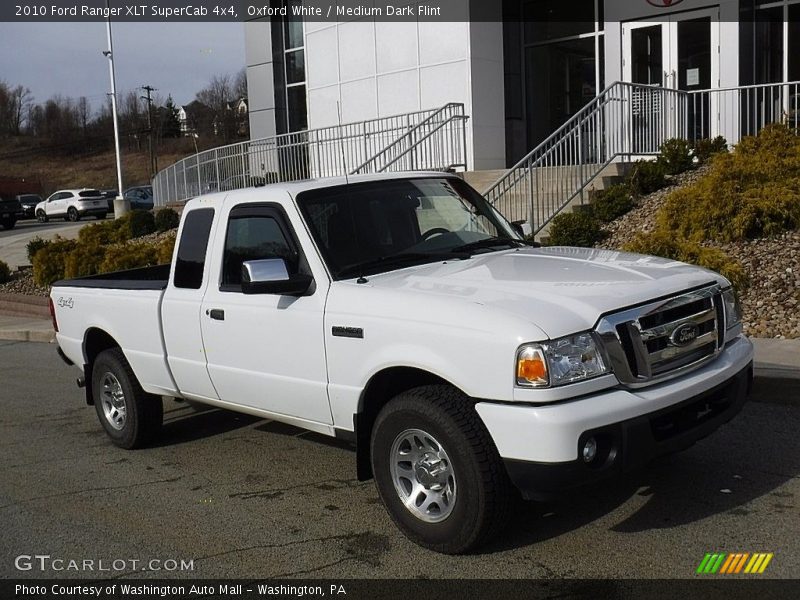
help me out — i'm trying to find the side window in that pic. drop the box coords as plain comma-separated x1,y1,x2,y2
174,208,215,289
222,213,297,288
62,192,73,200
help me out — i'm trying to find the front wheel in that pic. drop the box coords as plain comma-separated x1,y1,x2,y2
91,348,163,449
67,207,80,222
36,210,48,223
0,218,15,230
371,385,512,554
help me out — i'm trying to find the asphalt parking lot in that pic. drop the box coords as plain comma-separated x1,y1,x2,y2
1,340,798,580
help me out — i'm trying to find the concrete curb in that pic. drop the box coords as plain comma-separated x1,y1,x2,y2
0,329,55,343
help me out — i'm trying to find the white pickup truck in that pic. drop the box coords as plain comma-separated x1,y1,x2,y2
51,173,753,554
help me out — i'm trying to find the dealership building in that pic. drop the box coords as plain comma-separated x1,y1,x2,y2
243,0,800,172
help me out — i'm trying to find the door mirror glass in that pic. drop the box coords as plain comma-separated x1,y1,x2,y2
241,258,312,296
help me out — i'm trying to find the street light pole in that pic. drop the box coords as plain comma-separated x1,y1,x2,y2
104,4,129,218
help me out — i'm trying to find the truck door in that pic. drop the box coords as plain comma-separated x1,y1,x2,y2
199,202,332,425
161,205,220,401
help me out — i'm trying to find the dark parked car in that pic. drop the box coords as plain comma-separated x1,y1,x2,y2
16,194,43,219
0,195,22,230
123,186,154,211
100,190,118,212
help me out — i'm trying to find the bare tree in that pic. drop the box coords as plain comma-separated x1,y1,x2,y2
77,97,91,135
234,68,248,101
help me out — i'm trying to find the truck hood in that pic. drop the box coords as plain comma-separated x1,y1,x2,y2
363,247,727,339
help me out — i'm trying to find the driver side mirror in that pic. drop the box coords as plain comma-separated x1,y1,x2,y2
241,258,312,296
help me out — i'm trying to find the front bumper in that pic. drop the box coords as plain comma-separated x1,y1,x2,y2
476,336,753,500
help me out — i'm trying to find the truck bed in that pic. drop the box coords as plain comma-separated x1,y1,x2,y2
53,264,171,290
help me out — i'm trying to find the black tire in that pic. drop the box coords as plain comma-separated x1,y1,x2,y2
96,213,107,220
36,210,48,223
371,385,512,554
67,207,80,222
0,218,15,230
91,348,163,449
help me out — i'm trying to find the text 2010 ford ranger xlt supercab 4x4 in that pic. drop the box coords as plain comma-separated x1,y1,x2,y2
51,173,753,553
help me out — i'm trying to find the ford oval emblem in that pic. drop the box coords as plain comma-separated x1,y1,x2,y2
646,0,684,7
671,323,699,347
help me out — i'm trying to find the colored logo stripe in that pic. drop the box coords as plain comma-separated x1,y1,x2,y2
697,552,773,574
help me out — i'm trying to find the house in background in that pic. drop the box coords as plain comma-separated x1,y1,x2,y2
177,100,209,136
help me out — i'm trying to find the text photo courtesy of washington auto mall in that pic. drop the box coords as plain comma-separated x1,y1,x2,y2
0,1,799,599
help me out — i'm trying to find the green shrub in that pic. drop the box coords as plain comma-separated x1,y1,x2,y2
156,236,176,264
657,124,800,241
589,184,635,223
78,219,127,246
546,212,606,247
154,208,180,233
623,231,748,290
100,242,159,273
32,238,78,286
626,159,667,196
659,138,693,175
0,259,11,284
692,136,728,165
26,237,51,263
116,210,155,239
64,242,105,279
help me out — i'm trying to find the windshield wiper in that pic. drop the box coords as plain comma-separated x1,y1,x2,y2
338,251,469,279
451,236,526,254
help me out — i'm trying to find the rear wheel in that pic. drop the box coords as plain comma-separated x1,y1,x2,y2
67,207,80,222
92,348,162,449
0,217,15,230
95,213,107,220
371,385,512,554
36,210,48,223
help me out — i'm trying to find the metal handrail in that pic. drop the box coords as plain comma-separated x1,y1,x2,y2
486,79,800,236
379,114,470,172
152,104,468,205
351,103,466,174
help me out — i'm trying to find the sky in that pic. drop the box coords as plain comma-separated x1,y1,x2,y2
0,22,246,110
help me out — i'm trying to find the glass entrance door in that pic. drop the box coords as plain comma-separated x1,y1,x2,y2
623,9,719,142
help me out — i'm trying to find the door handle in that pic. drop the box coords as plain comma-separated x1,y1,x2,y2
206,309,225,321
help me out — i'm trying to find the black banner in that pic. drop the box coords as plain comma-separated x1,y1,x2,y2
3,579,800,600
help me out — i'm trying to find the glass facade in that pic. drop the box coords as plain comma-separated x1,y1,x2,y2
740,0,800,85
270,0,307,135
503,0,604,165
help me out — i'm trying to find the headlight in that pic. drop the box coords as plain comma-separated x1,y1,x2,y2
516,333,608,388
722,288,742,330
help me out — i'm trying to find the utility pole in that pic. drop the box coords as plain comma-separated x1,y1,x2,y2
141,85,158,177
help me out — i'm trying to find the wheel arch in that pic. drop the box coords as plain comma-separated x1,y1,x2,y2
81,328,123,405
354,366,464,482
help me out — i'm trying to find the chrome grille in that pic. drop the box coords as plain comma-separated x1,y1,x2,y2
597,285,724,387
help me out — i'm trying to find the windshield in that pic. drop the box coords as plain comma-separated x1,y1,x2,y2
19,195,41,203
297,177,522,279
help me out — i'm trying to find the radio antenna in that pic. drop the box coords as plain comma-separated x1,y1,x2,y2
337,101,350,185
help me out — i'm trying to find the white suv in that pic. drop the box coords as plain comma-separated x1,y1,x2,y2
35,189,108,222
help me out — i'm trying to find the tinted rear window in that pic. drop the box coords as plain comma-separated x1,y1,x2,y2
79,190,102,198
174,208,215,289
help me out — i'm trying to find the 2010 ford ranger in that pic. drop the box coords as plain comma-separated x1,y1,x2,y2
50,173,753,553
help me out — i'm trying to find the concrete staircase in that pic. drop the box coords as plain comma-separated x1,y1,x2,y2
464,161,632,240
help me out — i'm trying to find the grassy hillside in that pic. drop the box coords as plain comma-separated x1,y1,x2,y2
0,138,199,195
